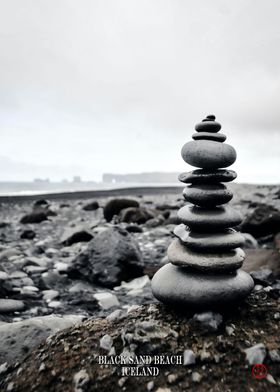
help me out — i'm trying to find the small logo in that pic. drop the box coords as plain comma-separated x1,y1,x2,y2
252,364,268,379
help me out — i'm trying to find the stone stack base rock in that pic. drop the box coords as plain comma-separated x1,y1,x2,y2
152,115,254,309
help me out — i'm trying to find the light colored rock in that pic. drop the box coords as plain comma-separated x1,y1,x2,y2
183,349,196,365
100,334,113,351
73,369,90,392
114,275,150,291
93,292,120,310
191,312,223,331
0,299,25,314
42,290,59,302
244,343,266,365
0,315,83,364
191,371,202,383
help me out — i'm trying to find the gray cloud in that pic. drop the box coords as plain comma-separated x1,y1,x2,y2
0,0,279,183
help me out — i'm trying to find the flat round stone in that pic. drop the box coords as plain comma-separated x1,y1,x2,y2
179,169,237,184
192,132,226,142
181,140,236,169
0,299,25,314
167,238,245,271
195,121,221,133
182,184,233,207
178,205,242,231
174,224,245,250
151,263,254,309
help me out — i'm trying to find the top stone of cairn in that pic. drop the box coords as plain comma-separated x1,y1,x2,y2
195,114,222,133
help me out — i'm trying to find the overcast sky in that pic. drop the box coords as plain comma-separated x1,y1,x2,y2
0,0,279,183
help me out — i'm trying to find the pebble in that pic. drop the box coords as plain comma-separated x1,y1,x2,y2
268,349,280,362
168,238,245,271
0,271,9,280
191,312,223,332
179,169,237,184
0,299,25,314
192,131,226,142
73,369,90,392
183,184,233,207
48,301,62,308
178,205,242,231
167,373,177,383
244,343,266,365
225,325,235,336
250,269,274,286
147,381,154,391
114,275,150,291
181,140,236,169
100,334,113,351
195,119,221,132
191,371,202,383
42,290,60,302
266,374,277,384
0,362,8,374
183,349,196,365
93,292,120,310
106,309,126,322
174,225,245,250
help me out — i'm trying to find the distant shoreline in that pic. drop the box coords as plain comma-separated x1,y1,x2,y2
0,186,184,203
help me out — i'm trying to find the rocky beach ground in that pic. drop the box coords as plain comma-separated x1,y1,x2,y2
1,183,280,391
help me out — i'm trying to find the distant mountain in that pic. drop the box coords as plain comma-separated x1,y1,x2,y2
103,172,180,183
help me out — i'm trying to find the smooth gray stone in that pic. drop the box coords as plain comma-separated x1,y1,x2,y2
151,263,254,308
192,132,226,142
181,140,236,169
0,299,25,313
174,225,245,250
179,169,237,184
178,205,242,231
195,120,221,133
167,239,245,271
183,184,233,207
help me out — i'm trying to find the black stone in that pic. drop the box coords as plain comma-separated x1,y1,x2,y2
68,227,144,288
178,169,237,184
174,225,245,251
178,205,242,232
192,132,226,142
82,201,99,211
103,198,139,222
195,121,221,133
183,184,233,207
181,140,236,169
151,263,254,309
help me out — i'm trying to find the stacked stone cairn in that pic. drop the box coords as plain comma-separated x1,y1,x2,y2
152,115,254,309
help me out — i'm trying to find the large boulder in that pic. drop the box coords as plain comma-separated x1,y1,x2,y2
1,296,280,392
241,204,280,238
68,227,144,287
0,315,83,364
103,198,139,222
